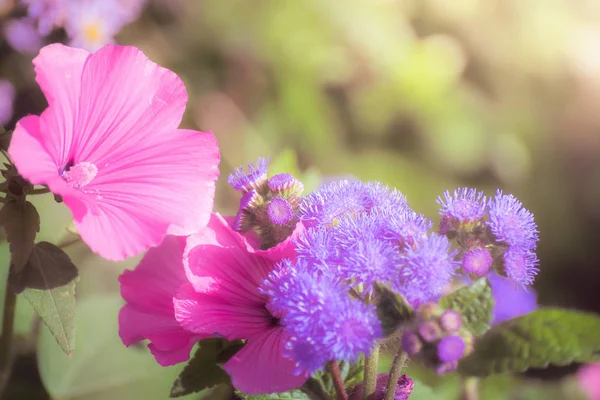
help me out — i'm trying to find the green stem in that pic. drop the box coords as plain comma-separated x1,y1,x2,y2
383,349,408,400
0,281,16,397
327,361,348,400
460,377,479,400
363,344,380,400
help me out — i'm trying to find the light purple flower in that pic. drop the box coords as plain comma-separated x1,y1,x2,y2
228,157,270,193
487,190,538,250
502,247,539,286
437,335,465,362
0,80,15,126
462,248,493,277
3,18,43,54
437,187,487,223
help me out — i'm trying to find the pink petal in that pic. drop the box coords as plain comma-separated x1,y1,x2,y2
119,305,200,366
183,213,275,298
173,282,272,340
223,327,309,394
223,215,304,262
119,235,187,315
33,44,89,167
72,45,187,163
119,236,202,366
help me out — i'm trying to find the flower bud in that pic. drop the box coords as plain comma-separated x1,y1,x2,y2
439,310,462,333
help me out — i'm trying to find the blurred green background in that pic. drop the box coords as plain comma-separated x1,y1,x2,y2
2,0,600,398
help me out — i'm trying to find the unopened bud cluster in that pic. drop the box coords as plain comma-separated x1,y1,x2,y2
400,303,473,375
228,158,304,249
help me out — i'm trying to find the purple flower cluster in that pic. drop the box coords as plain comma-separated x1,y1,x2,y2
228,159,304,249
437,188,539,286
297,180,456,305
4,0,147,52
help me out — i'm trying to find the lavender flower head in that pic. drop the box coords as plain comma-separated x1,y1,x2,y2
300,180,408,227
3,18,43,54
260,260,382,375
487,190,538,250
437,187,487,223
437,335,466,363
462,248,493,277
228,157,270,193
502,247,539,286
395,233,458,305
267,197,295,226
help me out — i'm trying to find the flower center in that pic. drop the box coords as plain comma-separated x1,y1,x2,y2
62,161,98,188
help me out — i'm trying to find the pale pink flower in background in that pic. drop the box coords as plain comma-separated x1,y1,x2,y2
578,363,600,400
173,213,308,394
9,43,220,260
63,1,121,52
119,236,204,366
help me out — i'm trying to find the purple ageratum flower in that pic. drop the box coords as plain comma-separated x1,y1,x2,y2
299,180,408,228
0,80,16,126
394,233,458,305
333,213,402,293
462,248,493,277
487,190,538,250
502,247,539,286
437,187,487,223
261,260,381,375
20,0,65,35
228,157,270,193
267,197,295,226
488,272,537,324
294,226,340,273
378,209,432,247
437,335,465,363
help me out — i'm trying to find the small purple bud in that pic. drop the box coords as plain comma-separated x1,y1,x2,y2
268,172,304,192
437,335,465,363
228,157,269,193
462,248,493,277
239,189,262,211
401,331,422,356
438,215,454,236
267,197,295,226
418,321,442,343
435,361,458,375
439,310,462,333
232,190,262,232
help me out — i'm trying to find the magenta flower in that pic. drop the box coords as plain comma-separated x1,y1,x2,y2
8,44,220,260
578,363,600,400
119,236,204,366
173,213,309,394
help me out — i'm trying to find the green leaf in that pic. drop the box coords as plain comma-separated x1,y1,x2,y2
374,283,415,336
38,295,203,400
439,278,493,336
10,241,79,294
21,242,78,355
0,198,40,273
459,308,600,377
170,338,241,397
303,360,364,399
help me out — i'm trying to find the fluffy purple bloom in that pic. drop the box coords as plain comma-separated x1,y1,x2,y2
462,248,493,277
378,209,432,247
228,157,269,192
487,190,538,250
502,247,539,286
0,80,15,126
268,173,303,196
3,19,43,54
294,226,340,272
299,180,408,227
232,189,261,231
488,272,537,324
268,198,294,225
437,335,465,362
261,260,381,375
439,310,462,333
437,187,487,223
395,233,458,305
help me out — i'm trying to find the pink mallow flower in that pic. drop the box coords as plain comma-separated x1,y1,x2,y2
119,213,309,394
9,44,220,260
578,363,600,400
